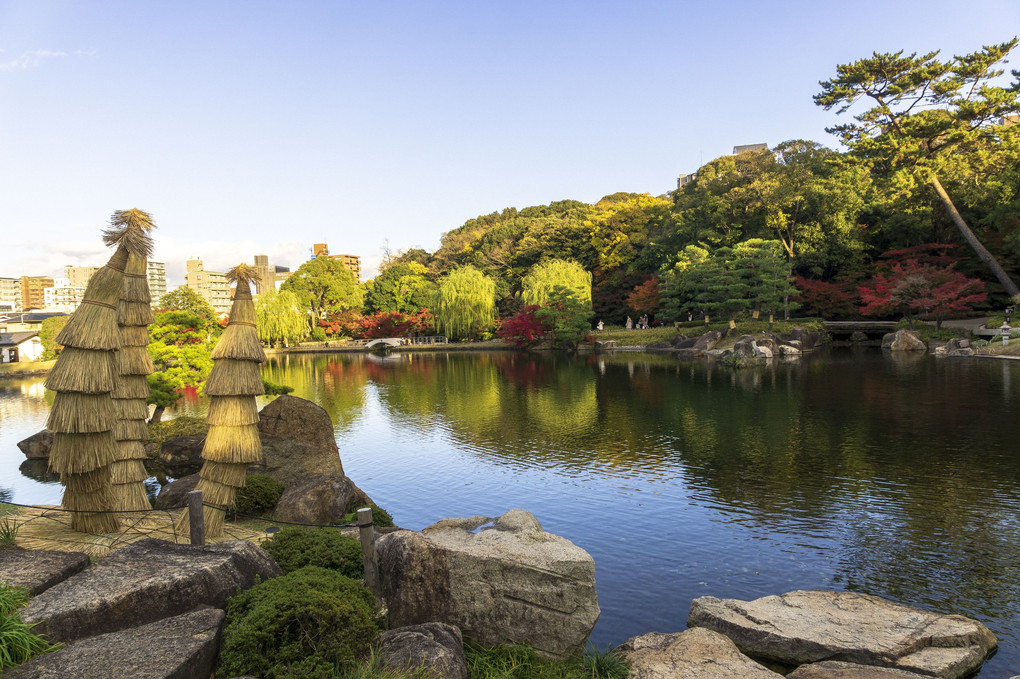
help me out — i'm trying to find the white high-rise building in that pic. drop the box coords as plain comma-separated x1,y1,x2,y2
44,278,85,313
147,261,167,308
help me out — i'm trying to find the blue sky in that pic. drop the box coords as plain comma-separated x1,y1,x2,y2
1,1,1017,286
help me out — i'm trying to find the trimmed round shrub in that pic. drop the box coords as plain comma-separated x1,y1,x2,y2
232,475,285,517
218,566,377,678
263,527,363,577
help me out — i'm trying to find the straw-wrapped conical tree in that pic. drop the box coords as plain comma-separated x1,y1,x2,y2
111,209,157,511
177,264,265,538
45,213,153,533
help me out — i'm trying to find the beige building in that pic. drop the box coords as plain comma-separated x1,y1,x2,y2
21,276,53,311
311,243,361,283
65,266,100,289
185,258,231,315
0,278,22,313
252,255,291,295
44,278,85,313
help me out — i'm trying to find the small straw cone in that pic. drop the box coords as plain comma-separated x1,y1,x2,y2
110,459,148,485
116,345,154,376
116,439,148,461
111,480,151,512
118,301,155,327
204,360,265,396
62,467,120,534
45,348,118,394
177,264,265,538
207,396,260,426
54,248,127,351
47,392,116,434
202,424,262,464
113,419,149,441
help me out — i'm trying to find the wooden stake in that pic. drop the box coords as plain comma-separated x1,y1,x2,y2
188,490,205,546
357,507,379,603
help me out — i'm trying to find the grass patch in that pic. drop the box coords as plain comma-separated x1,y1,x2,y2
147,416,208,451
335,650,433,678
894,319,969,342
464,642,628,679
0,584,56,671
0,360,56,378
594,318,826,347
0,517,18,545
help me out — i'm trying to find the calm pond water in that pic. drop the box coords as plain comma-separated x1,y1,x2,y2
2,349,1019,675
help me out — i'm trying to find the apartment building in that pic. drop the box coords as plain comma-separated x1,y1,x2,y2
20,276,53,311
311,243,361,283
44,278,85,313
185,258,231,315
0,278,21,313
148,261,167,307
252,255,291,295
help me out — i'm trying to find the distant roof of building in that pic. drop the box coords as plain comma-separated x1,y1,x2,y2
733,143,768,154
0,312,68,324
0,331,40,346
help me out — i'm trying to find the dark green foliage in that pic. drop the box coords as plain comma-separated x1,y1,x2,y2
232,475,285,517
263,527,364,577
218,566,377,679
341,504,395,528
38,316,70,360
262,379,295,395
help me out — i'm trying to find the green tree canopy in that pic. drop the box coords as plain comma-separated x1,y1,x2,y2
281,256,364,327
146,309,215,422
433,266,496,341
364,262,436,314
520,259,592,306
815,39,1020,298
255,289,310,347
160,285,217,320
38,315,70,360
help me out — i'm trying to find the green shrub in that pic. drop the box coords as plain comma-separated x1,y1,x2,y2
263,379,295,395
218,566,377,679
0,517,18,545
263,527,364,578
147,416,208,450
342,504,395,528
232,475,285,517
0,584,56,671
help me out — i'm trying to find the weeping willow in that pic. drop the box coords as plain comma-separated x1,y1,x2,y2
520,259,592,306
433,265,496,341
254,288,309,346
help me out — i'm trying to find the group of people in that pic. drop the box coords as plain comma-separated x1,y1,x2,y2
623,314,650,330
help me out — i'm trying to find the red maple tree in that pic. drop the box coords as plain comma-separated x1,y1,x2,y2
858,245,987,329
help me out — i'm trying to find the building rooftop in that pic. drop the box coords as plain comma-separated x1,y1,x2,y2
0,312,68,324
0,331,40,346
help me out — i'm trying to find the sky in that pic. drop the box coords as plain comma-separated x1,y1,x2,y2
1,1,1018,287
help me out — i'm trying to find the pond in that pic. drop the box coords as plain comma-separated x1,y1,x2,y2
2,349,1019,675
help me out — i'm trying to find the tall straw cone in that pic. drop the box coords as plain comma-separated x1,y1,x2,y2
176,263,265,538
47,214,154,533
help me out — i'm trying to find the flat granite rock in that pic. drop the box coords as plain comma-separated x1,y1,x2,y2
618,627,783,679
688,590,997,679
21,538,281,643
0,550,90,595
788,660,932,678
4,608,224,679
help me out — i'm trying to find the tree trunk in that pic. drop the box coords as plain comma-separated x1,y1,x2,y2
149,404,165,425
931,176,1020,299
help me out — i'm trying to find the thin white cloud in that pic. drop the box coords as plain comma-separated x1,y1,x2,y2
0,49,69,72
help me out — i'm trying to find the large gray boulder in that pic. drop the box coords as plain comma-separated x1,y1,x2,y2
21,538,281,643
882,329,927,352
788,661,934,678
377,509,599,660
17,430,52,459
153,473,200,509
688,590,997,678
378,622,468,679
0,549,90,595
156,435,206,477
252,394,344,483
618,627,783,679
4,608,224,679
271,472,372,524
693,331,723,351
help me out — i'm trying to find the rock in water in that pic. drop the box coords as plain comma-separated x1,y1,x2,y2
881,329,926,352
688,590,997,678
618,627,783,678
17,430,52,459
271,472,371,524
378,622,468,679
255,394,344,477
3,608,224,679
377,509,599,659
20,539,281,643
